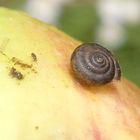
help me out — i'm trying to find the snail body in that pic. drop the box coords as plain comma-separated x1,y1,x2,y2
71,43,121,85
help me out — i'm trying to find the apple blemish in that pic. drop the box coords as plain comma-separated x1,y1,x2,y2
11,57,33,69
31,53,37,62
10,67,23,80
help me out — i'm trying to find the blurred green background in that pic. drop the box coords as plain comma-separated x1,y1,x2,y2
0,0,140,86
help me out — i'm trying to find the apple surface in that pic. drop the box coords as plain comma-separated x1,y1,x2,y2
0,7,140,140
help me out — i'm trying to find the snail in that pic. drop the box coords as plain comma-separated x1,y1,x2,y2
70,43,121,85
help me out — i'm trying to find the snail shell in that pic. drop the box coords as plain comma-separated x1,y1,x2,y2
71,43,121,85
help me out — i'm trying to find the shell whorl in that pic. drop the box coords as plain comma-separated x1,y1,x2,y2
71,43,121,85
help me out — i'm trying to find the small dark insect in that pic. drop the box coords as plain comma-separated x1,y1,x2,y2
70,43,121,85
10,67,23,80
31,53,37,61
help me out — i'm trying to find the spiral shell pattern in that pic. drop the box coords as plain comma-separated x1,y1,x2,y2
71,43,121,85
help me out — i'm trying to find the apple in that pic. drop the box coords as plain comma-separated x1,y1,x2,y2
0,7,139,140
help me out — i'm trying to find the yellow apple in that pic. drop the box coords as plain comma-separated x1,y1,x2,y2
0,7,140,140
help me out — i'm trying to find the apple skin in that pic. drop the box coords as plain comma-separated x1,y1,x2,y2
0,7,140,140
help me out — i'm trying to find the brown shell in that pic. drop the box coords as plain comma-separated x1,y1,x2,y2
71,43,121,85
